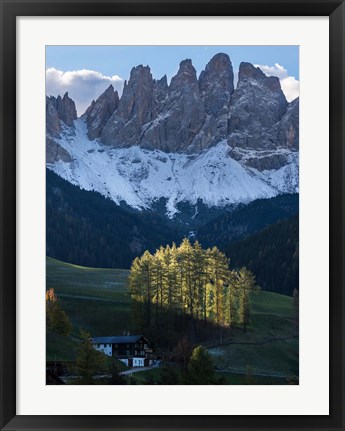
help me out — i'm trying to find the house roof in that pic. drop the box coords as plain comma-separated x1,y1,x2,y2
91,335,147,344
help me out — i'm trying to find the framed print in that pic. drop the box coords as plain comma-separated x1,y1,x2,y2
1,0,344,430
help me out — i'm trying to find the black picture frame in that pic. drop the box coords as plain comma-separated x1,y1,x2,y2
1,0,344,430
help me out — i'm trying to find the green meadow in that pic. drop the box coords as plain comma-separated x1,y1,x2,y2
46,257,298,382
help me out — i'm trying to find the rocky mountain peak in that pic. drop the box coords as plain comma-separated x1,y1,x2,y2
154,74,168,91
46,93,76,164
115,64,154,124
239,62,284,94
46,92,77,135
199,53,234,99
67,54,298,157
82,84,119,140
140,58,216,153
152,75,168,113
178,58,195,74
101,65,155,147
46,53,299,219
198,53,234,138
170,59,198,91
130,64,151,79
204,53,232,73
102,84,115,96
109,84,114,90
56,92,77,126
238,62,266,82
122,65,154,99
228,62,289,153
46,96,61,137
275,97,299,150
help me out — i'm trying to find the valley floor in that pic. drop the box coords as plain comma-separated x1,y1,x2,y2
46,257,299,384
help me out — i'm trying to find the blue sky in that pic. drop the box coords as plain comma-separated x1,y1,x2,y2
46,45,299,115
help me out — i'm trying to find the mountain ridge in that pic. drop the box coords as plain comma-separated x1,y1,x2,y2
47,168,298,273
46,52,299,218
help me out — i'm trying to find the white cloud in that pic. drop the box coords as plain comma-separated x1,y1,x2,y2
46,68,124,115
254,63,299,103
278,76,300,103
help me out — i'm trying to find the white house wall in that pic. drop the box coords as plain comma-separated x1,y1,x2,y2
119,358,145,367
133,358,145,367
93,344,112,356
92,342,148,368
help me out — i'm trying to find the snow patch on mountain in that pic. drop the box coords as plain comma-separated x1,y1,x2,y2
47,119,299,218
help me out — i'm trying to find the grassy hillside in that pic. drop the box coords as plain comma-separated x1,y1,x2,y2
206,291,298,377
46,257,298,380
46,257,132,362
46,257,130,301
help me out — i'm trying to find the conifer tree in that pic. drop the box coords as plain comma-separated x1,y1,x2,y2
128,239,257,341
224,269,237,327
139,250,155,326
236,268,256,332
75,329,106,384
207,247,230,325
191,241,208,321
164,243,179,308
46,288,72,336
129,257,145,328
178,238,195,317
186,345,217,384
